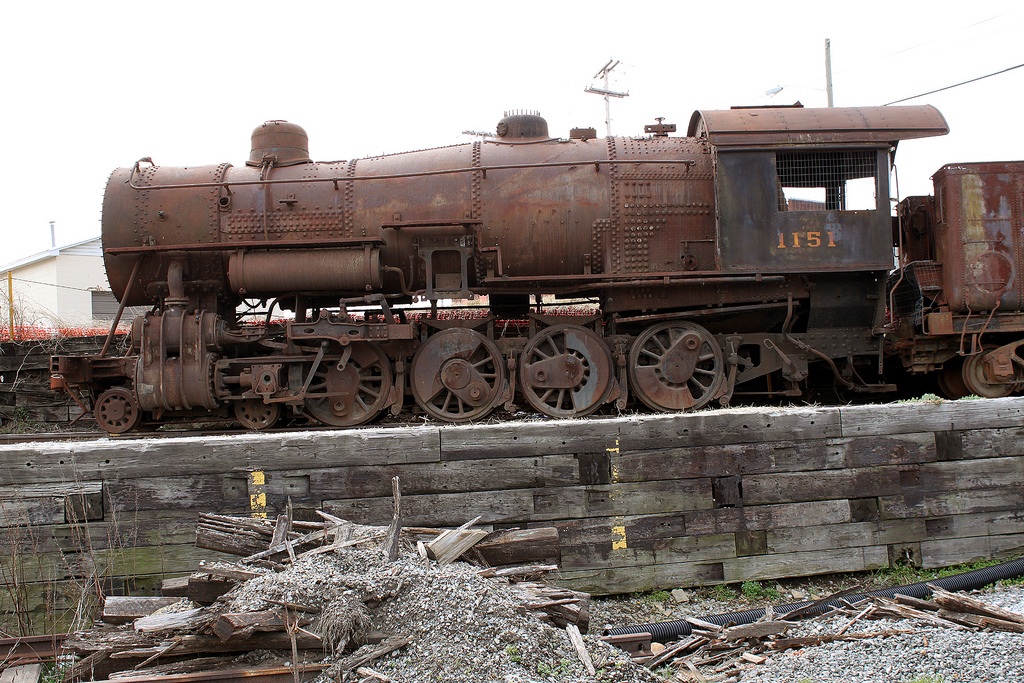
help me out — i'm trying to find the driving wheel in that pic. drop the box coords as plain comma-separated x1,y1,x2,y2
304,342,393,427
629,321,724,411
518,324,614,418
410,328,505,422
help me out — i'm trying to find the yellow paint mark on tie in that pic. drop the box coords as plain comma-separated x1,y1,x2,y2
248,470,267,519
611,519,627,550
607,438,622,485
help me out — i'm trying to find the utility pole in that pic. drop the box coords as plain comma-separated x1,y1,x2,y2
585,59,629,136
825,39,834,107
7,271,13,341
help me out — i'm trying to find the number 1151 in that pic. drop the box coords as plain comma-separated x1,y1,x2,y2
777,231,837,249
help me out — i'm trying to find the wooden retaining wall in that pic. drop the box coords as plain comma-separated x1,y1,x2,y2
0,336,118,425
2,397,1024,633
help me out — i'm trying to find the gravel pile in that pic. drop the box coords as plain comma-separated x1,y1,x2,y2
225,546,663,683
734,585,1024,683
213,535,1024,683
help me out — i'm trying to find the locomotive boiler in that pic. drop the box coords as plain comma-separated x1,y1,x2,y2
54,103,1008,435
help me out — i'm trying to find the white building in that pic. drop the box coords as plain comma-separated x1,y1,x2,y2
0,237,128,330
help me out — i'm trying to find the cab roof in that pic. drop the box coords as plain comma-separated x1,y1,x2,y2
687,105,949,147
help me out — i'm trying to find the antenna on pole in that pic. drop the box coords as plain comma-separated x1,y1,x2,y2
585,59,629,136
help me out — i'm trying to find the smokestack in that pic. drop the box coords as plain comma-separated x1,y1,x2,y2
49,221,55,249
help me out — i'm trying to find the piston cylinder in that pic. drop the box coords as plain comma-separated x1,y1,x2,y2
227,248,383,296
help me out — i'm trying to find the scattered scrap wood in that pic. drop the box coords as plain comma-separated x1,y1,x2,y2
334,635,413,673
512,582,591,632
108,664,328,683
59,507,580,683
767,629,916,652
929,584,1024,629
604,585,1024,682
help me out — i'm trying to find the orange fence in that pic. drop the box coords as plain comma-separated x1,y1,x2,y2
0,326,130,343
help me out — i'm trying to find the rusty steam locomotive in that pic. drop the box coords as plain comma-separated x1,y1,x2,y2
50,105,1024,434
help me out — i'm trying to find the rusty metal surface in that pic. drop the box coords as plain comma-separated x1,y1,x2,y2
933,162,1024,315
716,149,893,274
109,664,327,683
0,634,65,663
629,321,724,411
302,342,394,427
410,328,507,422
246,120,311,167
518,324,614,417
134,310,220,412
227,248,382,296
101,121,713,305
94,386,142,433
54,104,1024,435
687,105,949,147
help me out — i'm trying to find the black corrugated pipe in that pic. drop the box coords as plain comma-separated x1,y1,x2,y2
604,557,1024,641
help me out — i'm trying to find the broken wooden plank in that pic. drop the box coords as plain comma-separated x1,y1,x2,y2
1,663,42,683
476,563,558,579
929,585,1024,625
424,528,488,565
198,563,261,583
354,667,392,683
243,528,332,563
720,621,789,641
101,632,324,659
684,616,723,633
134,608,213,634
160,577,190,598
336,635,412,672
641,635,707,668
104,664,327,683
102,597,182,625
936,609,1024,633
474,527,560,567
768,629,915,651
269,514,290,549
893,593,939,612
211,609,311,642
63,650,110,683
384,476,402,562
184,575,235,606
565,624,595,676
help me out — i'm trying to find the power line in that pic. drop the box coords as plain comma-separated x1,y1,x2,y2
883,62,1024,105
10,277,105,293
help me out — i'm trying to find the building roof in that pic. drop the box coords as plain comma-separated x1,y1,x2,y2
0,236,102,272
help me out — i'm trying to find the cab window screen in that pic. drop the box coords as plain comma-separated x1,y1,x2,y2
776,150,877,211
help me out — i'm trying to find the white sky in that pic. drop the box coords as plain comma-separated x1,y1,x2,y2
3,0,1022,264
